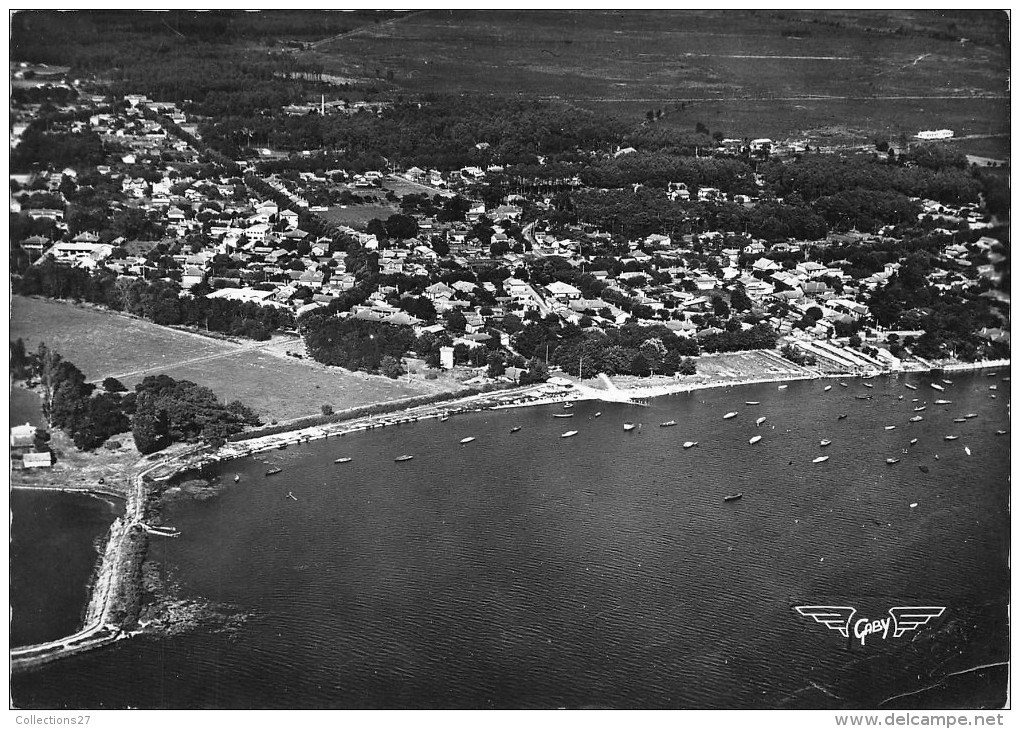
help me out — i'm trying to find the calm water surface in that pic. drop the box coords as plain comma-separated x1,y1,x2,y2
11,371,1010,708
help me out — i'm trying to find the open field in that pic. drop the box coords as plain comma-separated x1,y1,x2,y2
11,297,239,381
300,9,1008,145
318,202,398,228
11,296,463,422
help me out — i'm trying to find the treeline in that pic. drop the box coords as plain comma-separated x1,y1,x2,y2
9,340,261,452
10,127,107,173
15,260,294,340
299,315,415,375
579,152,758,195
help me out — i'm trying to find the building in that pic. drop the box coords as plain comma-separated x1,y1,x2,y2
440,346,455,369
916,129,954,140
10,423,36,448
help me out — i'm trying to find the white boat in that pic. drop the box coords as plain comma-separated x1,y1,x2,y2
909,438,918,445
914,406,926,411
884,425,896,430
723,411,738,420
510,426,521,433
930,383,944,392
395,455,414,462
995,430,1008,436
683,441,698,449
659,420,677,427
989,385,998,390
594,412,602,418
553,413,574,418
964,413,978,419
812,456,829,463
909,416,923,423
952,417,966,423
942,379,953,385
886,458,900,465
824,385,832,392
910,502,918,509
944,435,959,441
749,435,762,445
460,437,476,445
755,417,767,426
745,401,760,405
561,430,578,438
863,382,873,389
904,383,917,390
934,399,952,405
819,439,831,447
777,385,788,390
623,423,637,431
563,403,574,409
334,457,352,463
964,446,971,456
839,382,848,388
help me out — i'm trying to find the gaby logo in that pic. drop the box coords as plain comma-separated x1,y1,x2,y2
794,606,945,646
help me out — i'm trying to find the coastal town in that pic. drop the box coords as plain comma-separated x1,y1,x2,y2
9,10,1010,713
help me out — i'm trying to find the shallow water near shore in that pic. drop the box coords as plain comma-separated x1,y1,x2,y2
11,370,1010,708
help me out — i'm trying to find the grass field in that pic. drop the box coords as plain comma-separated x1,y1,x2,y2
300,9,1008,145
318,203,398,229
10,296,461,422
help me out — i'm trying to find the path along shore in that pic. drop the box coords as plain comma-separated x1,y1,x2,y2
10,355,1010,670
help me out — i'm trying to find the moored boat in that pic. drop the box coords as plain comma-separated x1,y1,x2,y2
561,430,578,438
723,493,743,502
745,401,760,405
683,441,698,449
886,458,900,465
838,413,848,420
777,385,788,390
952,418,966,423
996,430,1008,435
553,413,574,418
944,435,959,441
913,406,926,411
964,413,978,419
839,382,848,388
812,456,829,463
934,400,952,405
266,467,282,476
909,416,923,423
884,425,896,430
510,426,521,433
855,395,871,400
863,382,873,389
395,455,414,462
749,435,762,445
756,416,767,426
930,383,944,392
819,439,831,446
904,383,917,390
909,438,918,445
623,422,636,431
460,437,476,444
660,420,677,427
964,446,972,456
594,412,602,418
723,411,738,419
824,385,832,392
334,457,352,464
563,403,573,409
942,379,953,385
234,474,240,482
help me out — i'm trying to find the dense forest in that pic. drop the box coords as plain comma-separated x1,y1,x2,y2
10,340,261,453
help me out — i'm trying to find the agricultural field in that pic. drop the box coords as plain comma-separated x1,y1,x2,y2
300,9,1008,145
10,296,462,423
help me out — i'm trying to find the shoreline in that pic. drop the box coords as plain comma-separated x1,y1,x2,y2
10,353,1010,670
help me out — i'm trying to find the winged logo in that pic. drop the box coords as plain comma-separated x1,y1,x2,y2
888,606,945,637
794,605,856,638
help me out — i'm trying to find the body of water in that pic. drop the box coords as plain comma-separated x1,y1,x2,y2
11,370,1010,708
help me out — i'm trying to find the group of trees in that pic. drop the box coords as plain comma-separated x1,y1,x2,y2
15,261,294,340
10,340,261,453
299,315,415,374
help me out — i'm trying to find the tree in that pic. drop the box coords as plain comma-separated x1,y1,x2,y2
103,377,127,393
445,309,467,333
380,355,405,378
321,404,334,416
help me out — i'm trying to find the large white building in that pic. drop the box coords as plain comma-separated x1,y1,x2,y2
916,129,954,140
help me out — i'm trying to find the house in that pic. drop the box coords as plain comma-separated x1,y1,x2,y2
544,281,582,302
10,423,36,448
22,452,53,468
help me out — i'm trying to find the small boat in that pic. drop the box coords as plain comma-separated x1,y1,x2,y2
460,437,476,445
838,414,848,420
755,417,767,426
812,456,829,464
930,383,944,392
904,383,917,390
1002,377,1010,382
898,395,904,400
989,385,998,390
286,492,298,501
777,385,788,390
623,423,637,431
964,413,978,419
839,382,848,388
990,394,997,399
265,467,282,476
855,395,871,400
554,413,574,418
824,385,832,392
910,503,918,509
395,455,414,462
749,435,762,445
886,458,900,465
964,446,971,456
995,430,1008,436
944,435,959,441
563,403,574,409
660,420,678,428
819,439,831,447
594,412,602,418
919,465,930,473
440,416,449,422
942,379,953,385
561,430,578,438
234,474,240,482
745,401,760,405
913,406,926,412
909,438,918,445
863,382,873,389
909,416,923,423
723,493,743,502
334,457,352,464
683,441,698,449
723,411,738,420
934,400,952,405
987,372,998,377
884,425,896,430
510,426,521,433
952,418,966,423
